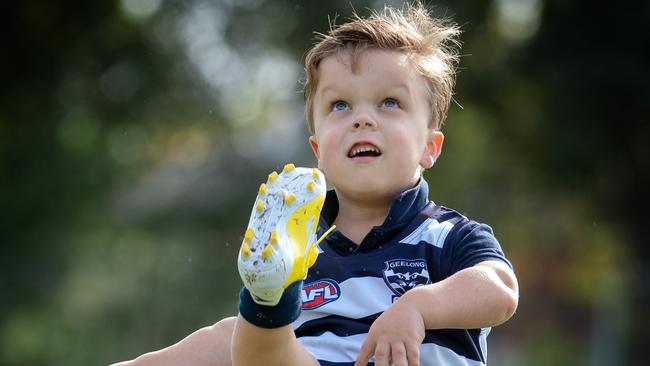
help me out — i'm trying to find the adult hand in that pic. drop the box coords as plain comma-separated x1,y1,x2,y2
354,297,425,366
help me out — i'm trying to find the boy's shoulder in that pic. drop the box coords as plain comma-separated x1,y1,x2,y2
407,202,500,249
423,202,499,231
417,202,475,235
415,202,511,271
423,203,468,223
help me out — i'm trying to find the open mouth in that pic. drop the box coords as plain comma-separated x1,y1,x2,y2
347,143,382,158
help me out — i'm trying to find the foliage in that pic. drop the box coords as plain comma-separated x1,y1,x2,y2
1,1,648,365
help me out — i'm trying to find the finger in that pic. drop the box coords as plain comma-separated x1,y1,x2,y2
390,342,408,366
406,342,420,366
373,342,390,366
354,339,374,366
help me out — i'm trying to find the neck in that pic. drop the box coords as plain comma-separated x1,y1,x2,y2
332,190,392,245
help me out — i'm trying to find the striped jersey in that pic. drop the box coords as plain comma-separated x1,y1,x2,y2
293,179,511,365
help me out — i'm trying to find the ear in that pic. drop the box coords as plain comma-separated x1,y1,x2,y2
309,135,320,161
420,130,444,169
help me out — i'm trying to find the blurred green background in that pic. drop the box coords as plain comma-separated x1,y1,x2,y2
2,0,648,365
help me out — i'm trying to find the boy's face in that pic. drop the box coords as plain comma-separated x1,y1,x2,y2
309,49,443,203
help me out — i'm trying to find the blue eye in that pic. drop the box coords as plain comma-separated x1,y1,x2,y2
382,99,399,109
332,101,349,112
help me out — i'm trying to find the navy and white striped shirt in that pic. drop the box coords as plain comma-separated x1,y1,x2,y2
293,179,511,365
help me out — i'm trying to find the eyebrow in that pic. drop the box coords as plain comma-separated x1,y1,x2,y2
385,84,411,95
318,83,412,97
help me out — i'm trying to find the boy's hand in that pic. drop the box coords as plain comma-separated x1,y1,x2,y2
354,297,425,366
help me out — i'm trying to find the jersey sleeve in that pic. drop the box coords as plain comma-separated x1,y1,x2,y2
442,220,512,277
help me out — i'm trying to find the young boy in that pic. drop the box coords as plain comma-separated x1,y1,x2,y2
113,2,518,366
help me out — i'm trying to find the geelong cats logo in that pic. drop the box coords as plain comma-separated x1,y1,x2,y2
382,259,431,297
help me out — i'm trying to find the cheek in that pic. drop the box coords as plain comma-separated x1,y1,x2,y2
393,129,422,157
398,138,428,169
317,129,338,154
320,137,345,172
318,141,335,168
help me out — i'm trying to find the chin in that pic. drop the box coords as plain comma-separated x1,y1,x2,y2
338,181,399,202
326,166,416,199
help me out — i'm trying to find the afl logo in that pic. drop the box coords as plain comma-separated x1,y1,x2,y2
382,259,431,296
301,279,341,310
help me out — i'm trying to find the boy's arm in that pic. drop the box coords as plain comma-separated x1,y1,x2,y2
354,260,518,366
406,260,518,329
109,317,237,366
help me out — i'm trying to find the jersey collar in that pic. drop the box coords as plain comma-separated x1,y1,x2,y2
318,178,430,255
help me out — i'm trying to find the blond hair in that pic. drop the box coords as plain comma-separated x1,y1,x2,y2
303,2,461,133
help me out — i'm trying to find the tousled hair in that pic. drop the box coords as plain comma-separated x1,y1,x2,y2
303,1,461,133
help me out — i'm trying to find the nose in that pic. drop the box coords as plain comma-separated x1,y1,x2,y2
353,120,376,129
351,108,378,130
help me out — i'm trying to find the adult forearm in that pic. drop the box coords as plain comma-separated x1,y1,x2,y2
401,261,519,330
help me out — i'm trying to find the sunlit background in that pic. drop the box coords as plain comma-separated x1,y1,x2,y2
2,0,648,365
